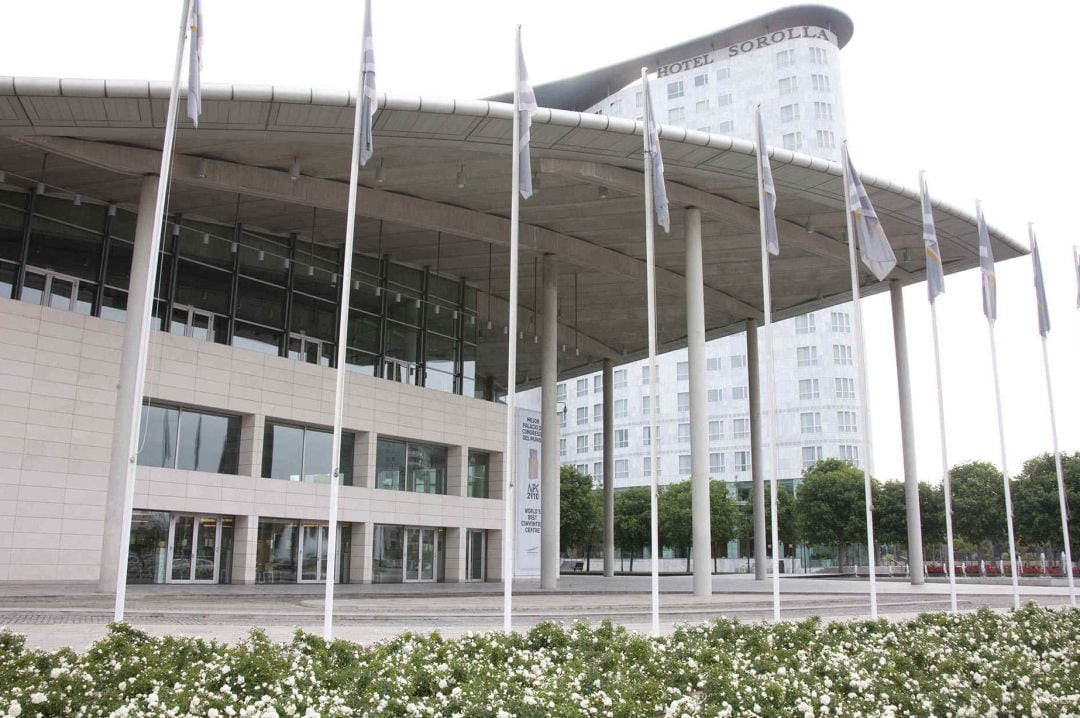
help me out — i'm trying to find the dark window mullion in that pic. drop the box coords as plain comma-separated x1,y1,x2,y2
226,222,241,346
281,233,297,358
12,191,36,298
94,208,114,317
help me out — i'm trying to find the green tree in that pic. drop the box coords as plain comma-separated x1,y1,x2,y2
1013,452,1080,552
614,486,651,572
559,465,601,566
796,458,872,571
658,481,694,572
950,461,1007,547
738,483,798,557
874,480,909,548
709,480,737,559
919,481,947,552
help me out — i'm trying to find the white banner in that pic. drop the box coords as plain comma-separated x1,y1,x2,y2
515,408,542,576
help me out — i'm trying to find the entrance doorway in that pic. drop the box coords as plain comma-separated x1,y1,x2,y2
299,522,330,582
466,529,485,582
404,527,438,582
167,514,222,583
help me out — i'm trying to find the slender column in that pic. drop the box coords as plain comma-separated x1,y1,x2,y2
684,208,712,595
99,175,160,592
746,318,767,580
890,280,925,584
602,359,615,577
540,253,560,589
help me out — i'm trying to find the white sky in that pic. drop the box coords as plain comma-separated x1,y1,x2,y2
2,0,1077,484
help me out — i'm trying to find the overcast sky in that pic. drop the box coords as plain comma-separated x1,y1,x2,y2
2,0,1077,484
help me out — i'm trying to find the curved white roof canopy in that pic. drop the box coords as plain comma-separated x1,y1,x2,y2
0,77,1025,386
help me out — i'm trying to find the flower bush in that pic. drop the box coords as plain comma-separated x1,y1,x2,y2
1,605,1079,717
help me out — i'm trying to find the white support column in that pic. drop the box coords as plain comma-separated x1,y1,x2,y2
685,208,712,595
540,253,560,589
746,318,767,580
890,280,925,585
99,175,159,592
602,359,615,577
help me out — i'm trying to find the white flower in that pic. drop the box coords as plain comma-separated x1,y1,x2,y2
49,668,62,679
8,700,23,717
29,694,46,706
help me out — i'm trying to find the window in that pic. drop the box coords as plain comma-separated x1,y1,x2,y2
734,451,750,472
677,392,690,412
642,395,651,414
576,407,588,426
716,67,731,81
799,378,820,400
615,459,629,480
811,74,831,92
593,462,603,481
778,76,798,95
668,107,685,124
667,81,685,100
559,411,567,429
635,91,643,108
593,403,603,423
707,357,722,371
800,412,822,434
678,422,691,443
642,366,651,384
139,404,241,475
577,435,589,454
796,314,815,334
733,418,749,439
732,386,747,400
838,411,858,433
576,378,588,397
814,102,833,121
642,425,651,446
468,451,490,498
695,99,709,114
374,439,445,493
708,388,723,403
677,361,689,381
576,464,588,475
783,132,803,150
731,354,746,368
20,267,97,317
614,398,628,419
716,120,734,134
780,104,800,123
710,452,724,475
831,311,851,333
560,438,567,457
709,420,722,441
556,383,566,402
593,433,603,452
694,73,708,87
776,49,795,67
717,93,733,107
593,375,603,394
609,99,623,115
816,130,836,149
614,369,627,388
810,47,828,65
679,454,692,476
835,377,856,399
833,344,853,365
797,345,818,367
615,428,629,449
839,444,860,465
802,446,823,469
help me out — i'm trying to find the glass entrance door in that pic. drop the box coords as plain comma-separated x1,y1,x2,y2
167,514,221,583
404,527,437,582
170,304,216,342
466,529,485,582
299,523,329,582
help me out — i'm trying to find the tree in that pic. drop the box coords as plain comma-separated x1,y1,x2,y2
738,482,797,557
559,465,601,566
658,481,694,572
709,480,737,558
796,458,871,571
614,486,651,572
919,481,947,550
949,461,1007,548
1013,452,1080,552
874,480,909,548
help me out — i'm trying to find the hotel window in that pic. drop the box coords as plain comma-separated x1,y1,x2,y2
796,345,818,367
667,81,685,99
811,74,831,92
734,451,750,472
642,425,651,446
800,412,822,434
778,76,798,95
733,418,749,439
556,383,566,401
677,361,689,381
695,100,710,114
831,311,851,332
838,411,858,433
576,407,588,426
593,463,603,481
716,66,731,81
642,365,651,383
710,453,724,475
643,457,656,478
559,438,567,457
706,388,721,403
615,428,629,449
610,99,623,115
814,102,833,121
780,104,800,123
614,398,628,419
799,378,820,400
373,439,446,494
138,404,241,475
577,435,588,454
839,444,860,465
796,314,815,334
593,403,603,423
776,49,795,68
593,433,603,452
678,392,690,412
816,130,836,149
717,93,733,107
731,354,746,368
614,369,627,388
694,73,709,87
697,126,711,134
709,420,722,441
559,411,566,429
716,120,734,134
679,454,692,476
576,378,588,397
642,395,651,414
669,107,685,124
615,460,629,480
576,464,588,475
593,375,603,394
833,344,853,366
835,377,856,399
635,91,643,108
802,446,824,469
678,422,691,443
810,47,828,65
707,357,722,371
732,386,747,400
467,451,490,498
783,132,803,150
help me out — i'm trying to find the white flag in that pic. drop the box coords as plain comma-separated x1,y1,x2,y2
1030,229,1051,337
358,0,377,167
516,31,538,199
977,202,996,322
920,171,945,301
755,106,778,256
186,0,203,126
643,76,670,233
843,143,895,281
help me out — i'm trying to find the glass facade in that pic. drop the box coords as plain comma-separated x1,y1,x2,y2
261,422,355,485
126,510,233,584
254,518,351,584
372,524,446,584
376,438,448,494
136,404,241,474
467,450,490,498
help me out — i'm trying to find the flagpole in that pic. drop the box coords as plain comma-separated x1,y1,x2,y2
112,0,193,623
641,67,661,637
840,142,878,620
928,298,958,612
1029,223,1076,607
754,108,782,622
986,306,1021,607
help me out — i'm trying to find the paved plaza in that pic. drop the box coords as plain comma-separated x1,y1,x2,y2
2,574,1074,651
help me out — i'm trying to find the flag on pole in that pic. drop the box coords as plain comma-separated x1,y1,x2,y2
358,0,377,167
755,106,779,256
843,145,895,281
643,76,670,232
919,171,945,301
516,33,538,199
977,201,997,322
1030,227,1051,337
186,0,203,126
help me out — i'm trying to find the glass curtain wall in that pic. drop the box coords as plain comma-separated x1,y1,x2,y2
376,438,448,494
372,524,446,583
261,422,355,485
255,518,351,584
136,403,241,474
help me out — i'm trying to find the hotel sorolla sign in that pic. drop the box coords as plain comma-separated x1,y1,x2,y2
655,26,837,77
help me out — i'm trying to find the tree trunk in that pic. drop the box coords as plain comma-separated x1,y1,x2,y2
585,544,591,572
837,542,846,573
686,549,691,574
629,551,634,573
